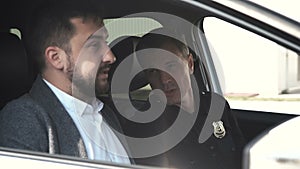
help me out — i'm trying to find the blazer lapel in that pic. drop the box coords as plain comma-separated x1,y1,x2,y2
29,75,87,158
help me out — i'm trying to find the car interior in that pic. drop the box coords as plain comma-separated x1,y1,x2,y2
0,32,31,109
0,0,298,168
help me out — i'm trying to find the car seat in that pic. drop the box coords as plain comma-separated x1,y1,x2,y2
0,32,31,109
108,35,148,93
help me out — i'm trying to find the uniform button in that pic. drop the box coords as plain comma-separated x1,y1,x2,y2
231,147,236,151
210,146,214,150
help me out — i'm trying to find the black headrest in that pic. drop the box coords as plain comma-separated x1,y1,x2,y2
0,32,30,109
109,36,148,92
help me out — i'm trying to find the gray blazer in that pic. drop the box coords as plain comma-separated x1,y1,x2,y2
0,75,131,161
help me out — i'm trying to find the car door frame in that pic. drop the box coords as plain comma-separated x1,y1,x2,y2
186,0,300,143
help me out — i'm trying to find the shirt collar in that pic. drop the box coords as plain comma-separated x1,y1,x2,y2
43,79,104,117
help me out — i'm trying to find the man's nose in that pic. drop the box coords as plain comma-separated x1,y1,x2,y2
102,46,116,64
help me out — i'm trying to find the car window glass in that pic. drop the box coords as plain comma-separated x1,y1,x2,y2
9,28,21,39
204,17,300,115
104,17,162,44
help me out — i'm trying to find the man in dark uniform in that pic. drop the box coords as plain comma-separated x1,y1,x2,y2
118,29,246,169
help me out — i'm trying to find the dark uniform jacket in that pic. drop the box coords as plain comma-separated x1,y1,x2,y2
106,89,245,169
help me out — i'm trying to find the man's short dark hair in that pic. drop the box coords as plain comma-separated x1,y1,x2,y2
25,0,103,73
136,29,190,58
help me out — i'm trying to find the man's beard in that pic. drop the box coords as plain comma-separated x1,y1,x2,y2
95,77,109,97
95,63,111,96
71,64,110,101
72,71,96,101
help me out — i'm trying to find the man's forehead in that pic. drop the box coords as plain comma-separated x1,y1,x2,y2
89,26,108,40
140,51,182,68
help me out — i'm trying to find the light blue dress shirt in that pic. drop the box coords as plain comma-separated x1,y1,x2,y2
43,79,131,164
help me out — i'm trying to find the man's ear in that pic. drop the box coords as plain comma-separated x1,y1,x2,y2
188,53,194,74
45,46,65,70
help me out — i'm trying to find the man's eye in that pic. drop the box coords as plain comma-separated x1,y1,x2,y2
147,69,158,75
86,41,100,48
167,63,177,70
149,69,156,73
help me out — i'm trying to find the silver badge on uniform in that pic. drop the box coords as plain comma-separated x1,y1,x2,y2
212,121,226,139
